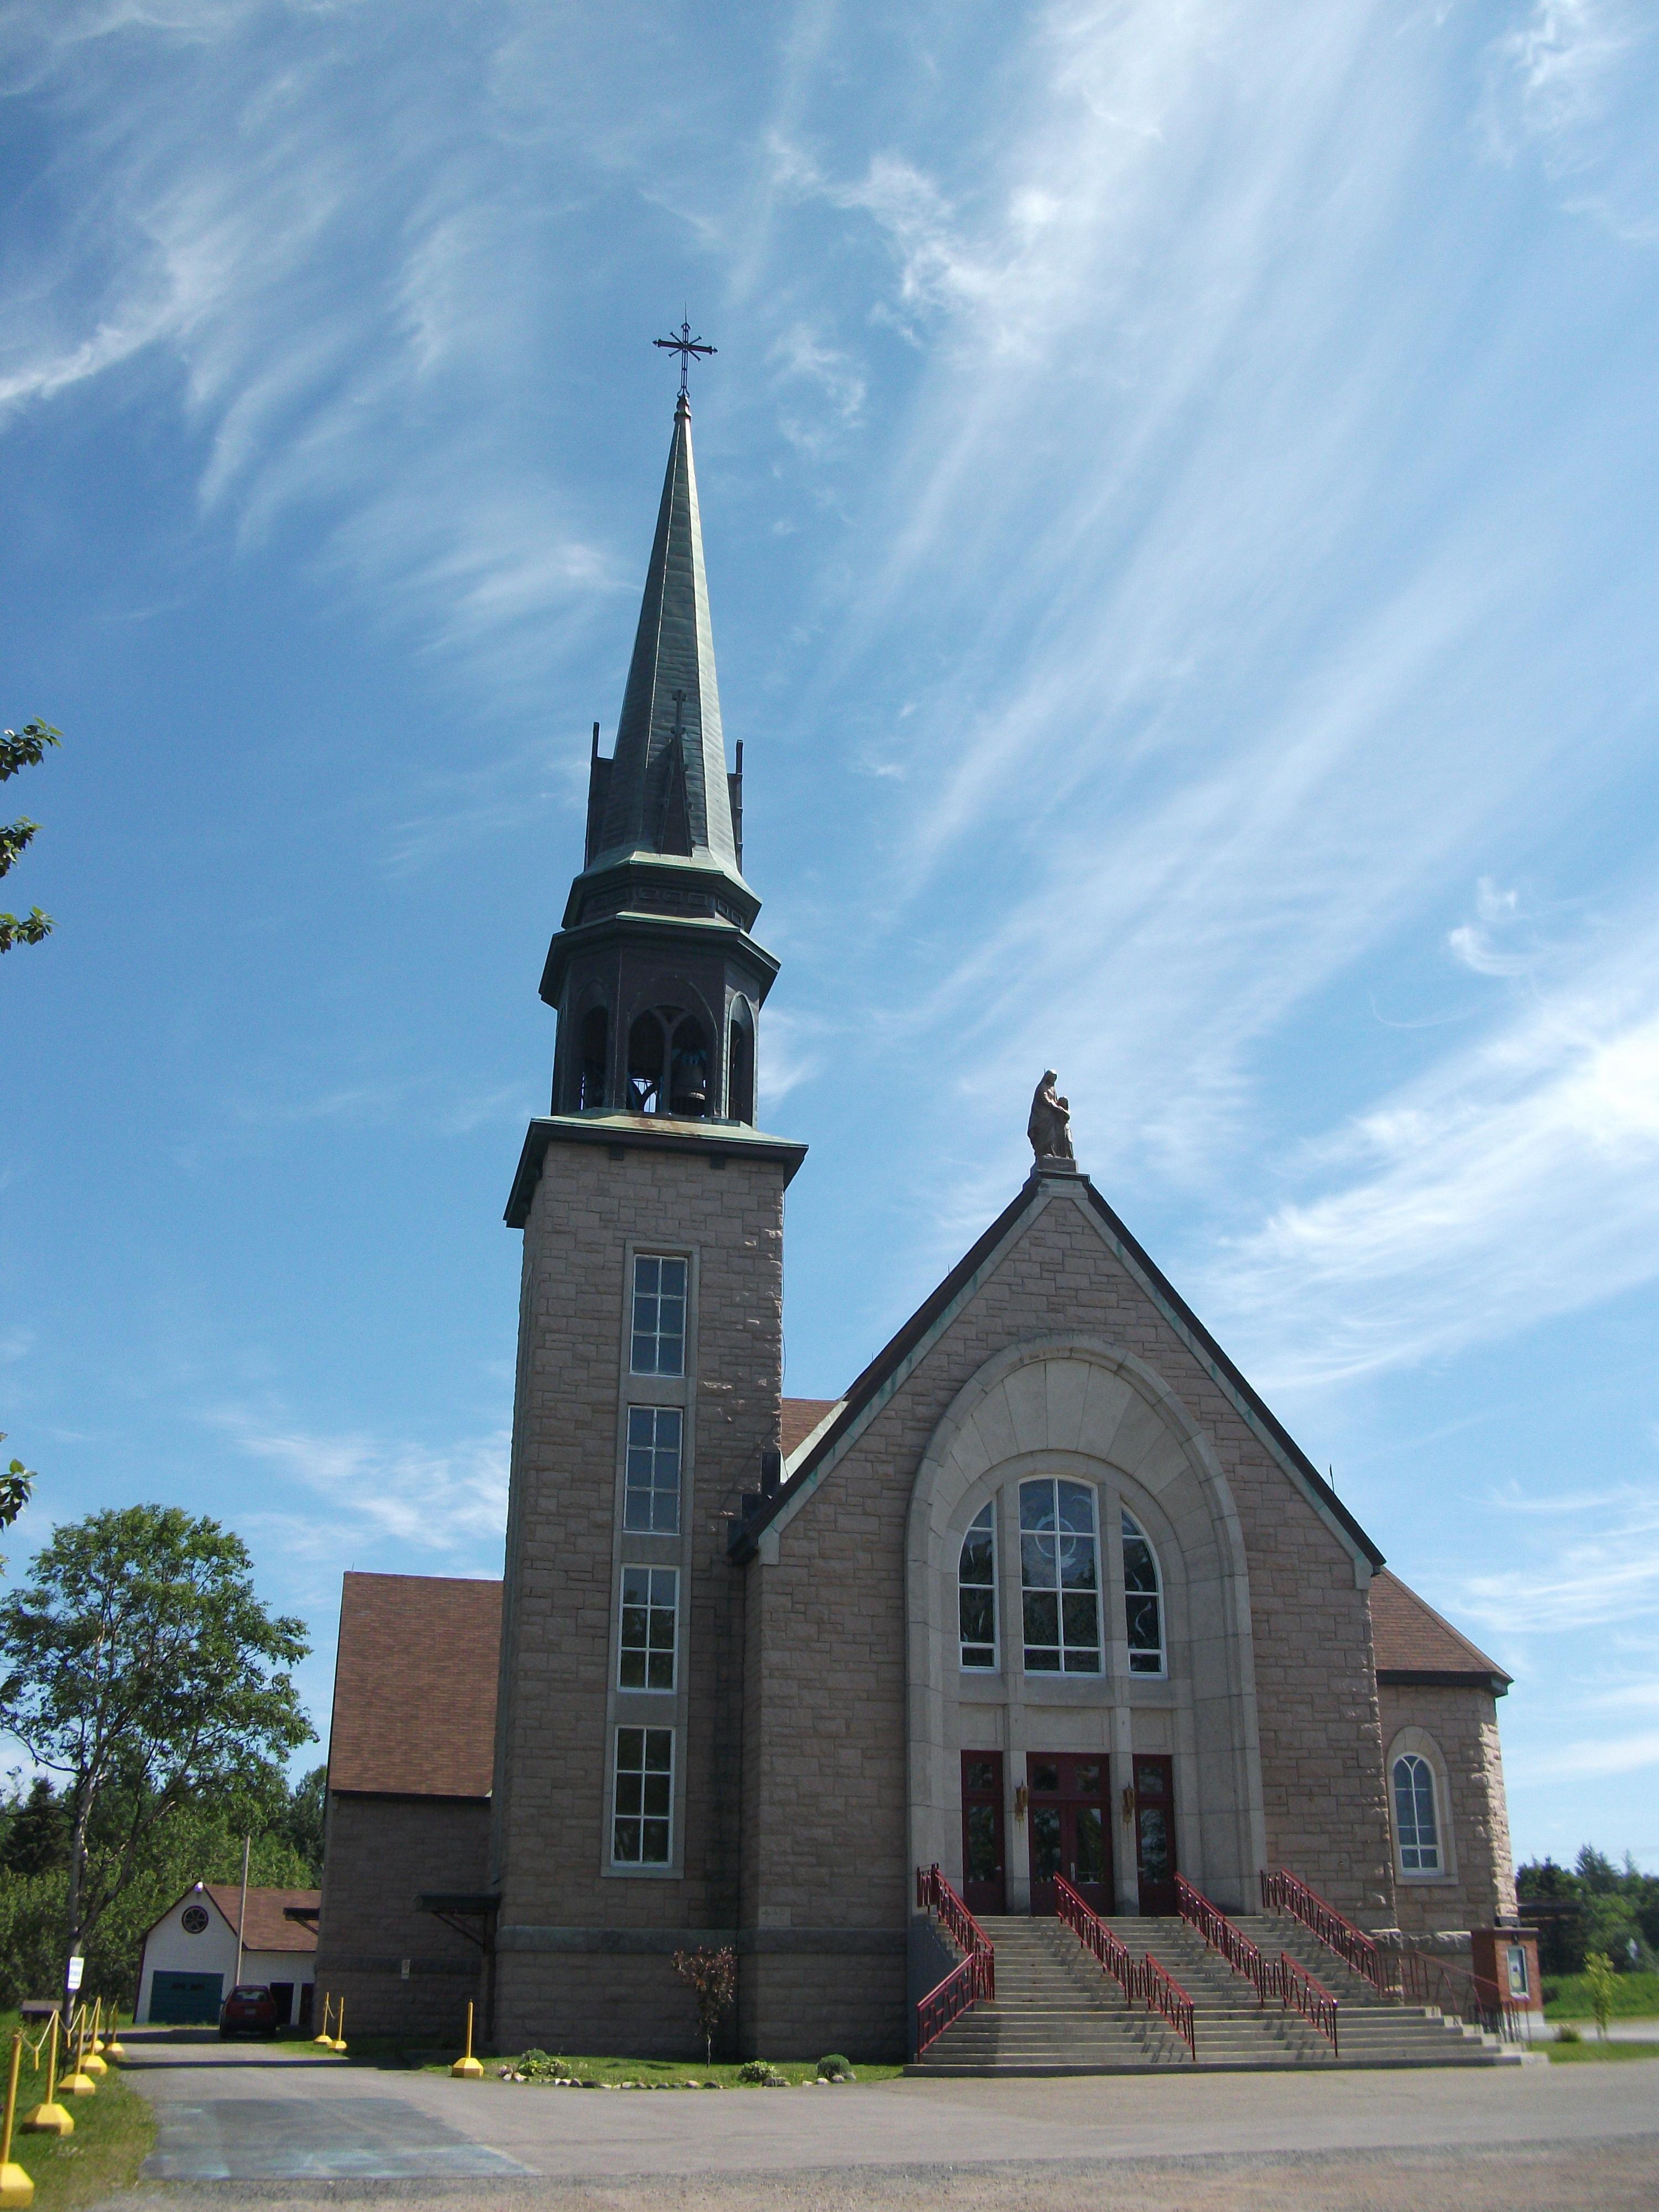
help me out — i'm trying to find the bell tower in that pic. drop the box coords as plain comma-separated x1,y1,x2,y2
541,389,776,1125
491,366,805,2055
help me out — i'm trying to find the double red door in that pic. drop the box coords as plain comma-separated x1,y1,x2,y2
1025,1753,1112,1914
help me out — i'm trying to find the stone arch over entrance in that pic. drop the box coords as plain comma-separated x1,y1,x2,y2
905,1335,1267,1914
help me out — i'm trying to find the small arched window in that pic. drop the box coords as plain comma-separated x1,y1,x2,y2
1019,1478,1100,1673
577,1006,608,1111
1392,1753,1441,1872
958,1503,997,1671
1121,1510,1165,1676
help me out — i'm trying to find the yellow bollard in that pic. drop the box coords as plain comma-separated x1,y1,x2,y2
101,2004,127,2066
59,2013,96,2100
312,1994,335,2047
329,2001,347,2055
0,2029,36,2205
80,2002,107,2081
20,2015,71,2137
450,2001,483,2079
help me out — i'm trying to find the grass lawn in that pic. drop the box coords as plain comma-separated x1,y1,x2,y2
1545,2037,1659,2063
1543,1969,1659,2019
0,2011,154,2210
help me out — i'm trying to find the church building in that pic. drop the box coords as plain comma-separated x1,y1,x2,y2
312,382,1521,2064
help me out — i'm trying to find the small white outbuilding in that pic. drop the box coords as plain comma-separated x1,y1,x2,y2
136,1881,319,2026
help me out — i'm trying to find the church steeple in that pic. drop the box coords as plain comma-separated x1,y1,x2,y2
539,388,778,1126
589,394,741,875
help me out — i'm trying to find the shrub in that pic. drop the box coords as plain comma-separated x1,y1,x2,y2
1555,2024,1580,2044
514,2049,569,2080
817,2053,855,2080
736,2058,785,2085
1584,1952,1618,2040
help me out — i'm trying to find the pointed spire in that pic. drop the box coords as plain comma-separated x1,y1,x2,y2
593,395,740,875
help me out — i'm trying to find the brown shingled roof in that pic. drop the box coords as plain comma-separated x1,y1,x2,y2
327,1572,502,1798
1370,1568,1510,1692
781,1397,839,1459
200,1884,320,1954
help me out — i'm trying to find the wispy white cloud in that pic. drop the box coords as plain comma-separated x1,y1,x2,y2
1204,907,1659,1385
1484,0,1659,241
209,1406,509,1558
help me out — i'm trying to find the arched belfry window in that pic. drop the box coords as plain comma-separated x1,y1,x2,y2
1121,1510,1165,1676
958,1503,997,1670
727,1003,754,1124
1392,1753,1441,1872
1019,1479,1101,1673
627,1014,666,1113
577,1005,608,1111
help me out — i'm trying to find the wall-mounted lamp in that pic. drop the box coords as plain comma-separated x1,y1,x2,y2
1014,1784,1029,1825
1120,1785,1137,1824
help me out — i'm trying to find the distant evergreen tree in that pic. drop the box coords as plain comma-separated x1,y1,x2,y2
2,1778,67,1877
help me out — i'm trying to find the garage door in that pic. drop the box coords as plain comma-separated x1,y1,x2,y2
149,1970,223,2023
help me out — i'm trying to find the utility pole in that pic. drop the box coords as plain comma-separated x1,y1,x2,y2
233,1835,251,1989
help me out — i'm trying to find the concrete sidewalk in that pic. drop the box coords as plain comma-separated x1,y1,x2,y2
102,2028,1659,2210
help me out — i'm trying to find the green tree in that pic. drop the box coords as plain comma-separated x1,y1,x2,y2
0,721,60,954
0,1437,34,1573
1,1777,68,1877
276,1764,327,1883
0,1505,311,2000
1583,1950,1618,2039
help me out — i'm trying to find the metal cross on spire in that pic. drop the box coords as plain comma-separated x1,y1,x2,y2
653,317,717,399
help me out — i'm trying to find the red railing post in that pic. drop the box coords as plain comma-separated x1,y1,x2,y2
1053,1872,1194,2060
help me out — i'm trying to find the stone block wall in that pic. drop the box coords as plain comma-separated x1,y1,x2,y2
490,1130,789,2054
312,1792,488,2038
1378,1681,1516,1934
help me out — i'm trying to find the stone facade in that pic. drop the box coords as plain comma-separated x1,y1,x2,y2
487,1124,799,2054
312,1793,488,2038
1379,1681,1516,1938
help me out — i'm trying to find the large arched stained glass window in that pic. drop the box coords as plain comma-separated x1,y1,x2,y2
1392,1753,1441,1872
1121,1510,1165,1676
958,1503,997,1670
1019,1479,1101,1673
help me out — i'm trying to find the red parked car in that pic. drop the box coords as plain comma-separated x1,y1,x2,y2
219,1985,281,2038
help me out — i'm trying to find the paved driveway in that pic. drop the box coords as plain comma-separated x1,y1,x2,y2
105,2029,1659,2210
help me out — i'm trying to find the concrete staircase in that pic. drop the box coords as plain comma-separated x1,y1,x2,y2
910,1911,1522,2075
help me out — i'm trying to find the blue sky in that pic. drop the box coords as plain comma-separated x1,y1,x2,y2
2,0,1657,1872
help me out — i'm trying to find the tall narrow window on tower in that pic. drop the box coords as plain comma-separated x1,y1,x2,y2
623,1406,682,1531
630,1255,687,1375
612,1726,674,1865
618,1567,678,1691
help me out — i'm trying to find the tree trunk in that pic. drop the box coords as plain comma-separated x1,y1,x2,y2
65,1787,90,2009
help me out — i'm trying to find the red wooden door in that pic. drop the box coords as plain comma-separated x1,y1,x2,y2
1133,1754,1177,1914
959,1752,1006,1916
1025,1754,1112,1914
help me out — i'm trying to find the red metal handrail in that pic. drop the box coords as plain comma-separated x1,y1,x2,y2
914,1864,995,2056
1398,1947,1525,2045
1260,1867,1388,1998
1139,1950,1198,2062
1175,1874,1273,2007
1053,1874,1136,2005
1176,1874,1339,2056
1261,1867,1523,2044
1053,1875,1196,2060
1277,1950,1339,2058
